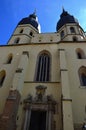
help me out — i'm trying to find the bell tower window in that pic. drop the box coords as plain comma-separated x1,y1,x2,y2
14,37,20,44
20,29,23,33
73,36,78,42
29,31,33,36
60,30,64,39
70,27,75,33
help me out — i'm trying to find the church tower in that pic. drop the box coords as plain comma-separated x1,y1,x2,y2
56,8,86,41
0,9,86,130
8,11,41,45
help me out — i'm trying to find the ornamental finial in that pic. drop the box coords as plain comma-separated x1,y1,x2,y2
62,6,65,12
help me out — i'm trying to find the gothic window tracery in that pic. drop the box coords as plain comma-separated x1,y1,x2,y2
35,51,51,82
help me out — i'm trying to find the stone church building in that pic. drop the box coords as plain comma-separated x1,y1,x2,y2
0,9,86,130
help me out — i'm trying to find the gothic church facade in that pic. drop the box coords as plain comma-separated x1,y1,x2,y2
0,9,86,130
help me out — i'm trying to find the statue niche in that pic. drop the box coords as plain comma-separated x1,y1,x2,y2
35,85,47,102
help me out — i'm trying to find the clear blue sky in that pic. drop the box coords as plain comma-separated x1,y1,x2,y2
0,0,86,45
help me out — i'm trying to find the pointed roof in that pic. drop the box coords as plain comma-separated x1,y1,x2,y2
18,11,40,32
56,9,79,31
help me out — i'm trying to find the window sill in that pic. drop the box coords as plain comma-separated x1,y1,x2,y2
79,86,86,89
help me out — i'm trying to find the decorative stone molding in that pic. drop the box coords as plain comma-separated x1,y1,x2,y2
23,85,57,130
16,68,23,73
22,51,29,58
23,85,57,112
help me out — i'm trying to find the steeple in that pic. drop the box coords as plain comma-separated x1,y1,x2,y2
56,8,85,41
56,9,79,31
62,6,65,13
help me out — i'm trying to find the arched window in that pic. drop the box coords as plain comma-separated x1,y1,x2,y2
76,48,85,59
60,30,64,39
77,52,82,59
35,51,51,82
73,36,78,42
14,37,20,44
79,66,86,86
70,27,75,33
29,31,33,36
20,29,23,33
0,70,6,87
6,53,13,64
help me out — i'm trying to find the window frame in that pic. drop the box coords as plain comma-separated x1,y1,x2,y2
0,70,6,87
70,27,75,33
35,51,51,82
79,66,86,87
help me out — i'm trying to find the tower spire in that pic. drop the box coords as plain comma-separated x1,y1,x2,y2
62,6,65,13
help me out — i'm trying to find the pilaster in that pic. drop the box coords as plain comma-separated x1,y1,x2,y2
59,49,74,130
11,51,29,93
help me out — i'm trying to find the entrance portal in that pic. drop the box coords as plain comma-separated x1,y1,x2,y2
29,110,46,130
